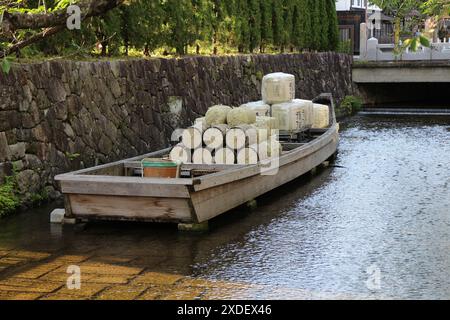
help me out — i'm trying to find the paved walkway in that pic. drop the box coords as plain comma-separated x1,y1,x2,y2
0,245,253,300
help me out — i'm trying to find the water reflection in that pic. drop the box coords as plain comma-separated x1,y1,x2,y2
0,115,449,299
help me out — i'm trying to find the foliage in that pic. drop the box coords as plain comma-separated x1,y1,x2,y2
0,173,19,218
65,152,81,161
340,95,363,115
403,34,431,52
0,0,342,59
369,0,438,53
1,56,10,73
337,40,352,54
326,0,339,51
30,188,49,206
422,0,450,17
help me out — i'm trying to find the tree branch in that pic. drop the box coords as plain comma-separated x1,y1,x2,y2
0,26,64,58
0,0,125,58
1,0,124,33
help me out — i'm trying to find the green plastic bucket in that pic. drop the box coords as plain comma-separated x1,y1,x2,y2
141,159,179,178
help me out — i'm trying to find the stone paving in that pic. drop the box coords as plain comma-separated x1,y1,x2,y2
0,245,386,300
0,245,253,300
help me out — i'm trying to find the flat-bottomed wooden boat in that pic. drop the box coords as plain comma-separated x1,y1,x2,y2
55,94,339,227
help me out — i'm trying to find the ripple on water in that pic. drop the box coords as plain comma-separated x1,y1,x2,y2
194,116,450,299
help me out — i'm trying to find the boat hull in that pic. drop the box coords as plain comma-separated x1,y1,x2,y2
57,125,338,224
55,93,339,225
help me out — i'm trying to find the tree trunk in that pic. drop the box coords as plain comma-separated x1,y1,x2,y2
144,44,150,56
101,39,108,56
394,17,401,50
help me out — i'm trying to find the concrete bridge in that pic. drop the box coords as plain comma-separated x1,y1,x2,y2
353,61,450,106
353,60,450,83
354,23,450,106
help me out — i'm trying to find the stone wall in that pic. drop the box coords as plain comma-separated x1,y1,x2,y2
0,53,354,205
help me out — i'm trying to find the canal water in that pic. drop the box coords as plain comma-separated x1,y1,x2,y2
0,114,449,300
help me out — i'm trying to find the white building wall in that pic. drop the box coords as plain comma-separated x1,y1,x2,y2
336,0,381,11
336,0,351,11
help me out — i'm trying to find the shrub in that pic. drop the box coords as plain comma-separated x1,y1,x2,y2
337,40,353,55
0,175,20,218
340,96,363,115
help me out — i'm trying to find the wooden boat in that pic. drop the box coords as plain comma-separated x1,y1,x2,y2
55,93,339,228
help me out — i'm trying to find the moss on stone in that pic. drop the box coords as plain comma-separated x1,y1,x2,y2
255,70,264,81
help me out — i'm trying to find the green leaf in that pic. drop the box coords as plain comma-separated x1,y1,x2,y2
419,35,430,48
1,57,11,74
410,38,418,52
403,38,412,48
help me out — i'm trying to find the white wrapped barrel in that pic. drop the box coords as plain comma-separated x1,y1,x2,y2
192,148,214,165
272,100,309,131
261,73,295,104
194,117,207,131
312,104,330,129
255,116,277,144
226,125,258,150
182,127,203,149
170,144,191,163
215,148,236,165
203,125,228,150
226,107,257,127
292,99,314,128
237,147,259,165
205,105,232,126
256,116,277,131
240,101,270,117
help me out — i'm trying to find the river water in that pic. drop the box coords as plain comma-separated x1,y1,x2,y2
0,114,449,300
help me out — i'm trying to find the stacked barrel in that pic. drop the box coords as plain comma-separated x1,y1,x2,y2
171,72,330,165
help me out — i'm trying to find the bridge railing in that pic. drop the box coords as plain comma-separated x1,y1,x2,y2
358,23,450,61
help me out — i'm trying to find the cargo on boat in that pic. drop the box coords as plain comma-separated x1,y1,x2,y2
55,93,339,226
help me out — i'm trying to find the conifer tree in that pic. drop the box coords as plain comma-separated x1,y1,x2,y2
234,0,250,52
272,0,284,50
248,0,262,52
191,0,214,54
318,0,329,51
260,0,273,52
299,0,312,50
291,0,302,51
281,0,294,52
164,0,196,55
326,0,340,51
310,0,321,51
